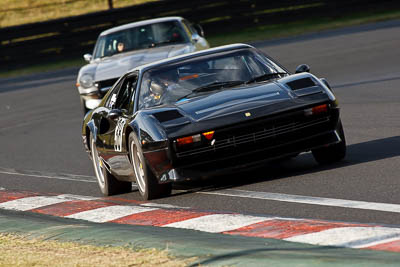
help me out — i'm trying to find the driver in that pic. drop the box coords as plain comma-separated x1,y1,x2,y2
148,79,165,103
141,74,172,107
141,69,190,108
149,70,180,102
117,42,124,52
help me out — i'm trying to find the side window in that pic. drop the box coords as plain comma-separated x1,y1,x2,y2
183,20,197,34
138,72,151,110
106,75,137,111
114,76,137,111
105,79,124,108
181,20,193,39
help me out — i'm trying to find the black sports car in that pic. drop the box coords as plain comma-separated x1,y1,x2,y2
82,43,346,199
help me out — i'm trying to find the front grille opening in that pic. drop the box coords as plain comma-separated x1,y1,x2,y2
174,110,332,162
95,78,119,94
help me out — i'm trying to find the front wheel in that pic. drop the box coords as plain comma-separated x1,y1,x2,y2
312,120,346,164
90,135,131,196
129,133,172,200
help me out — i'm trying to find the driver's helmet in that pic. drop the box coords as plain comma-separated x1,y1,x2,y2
149,78,166,101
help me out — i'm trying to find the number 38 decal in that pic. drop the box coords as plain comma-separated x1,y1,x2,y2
114,118,126,152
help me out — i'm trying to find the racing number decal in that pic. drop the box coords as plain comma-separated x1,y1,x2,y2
114,118,126,152
109,94,117,108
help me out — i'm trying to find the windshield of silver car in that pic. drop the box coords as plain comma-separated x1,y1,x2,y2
93,21,189,59
138,49,287,109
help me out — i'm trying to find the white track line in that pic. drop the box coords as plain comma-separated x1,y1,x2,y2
163,214,269,233
141,202,190,209
0,167,96,183
200,189,400,213
0,194,92,211
65,205,159,223
285,227,400,248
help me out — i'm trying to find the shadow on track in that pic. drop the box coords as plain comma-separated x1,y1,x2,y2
188,245,399,267
171,135,400,195
333,76,400,89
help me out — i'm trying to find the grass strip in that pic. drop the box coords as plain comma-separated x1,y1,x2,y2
0,232,195,267
0,0,157,27
208,8,400,46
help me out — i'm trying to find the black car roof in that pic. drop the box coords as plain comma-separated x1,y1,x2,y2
129,43,254,74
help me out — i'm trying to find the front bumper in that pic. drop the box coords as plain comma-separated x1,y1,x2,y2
81,95,102,109
173,128,341,181
78,85,103,110
144,106,342,183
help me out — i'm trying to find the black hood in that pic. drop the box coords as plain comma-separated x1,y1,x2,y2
175,82,292,121
146,74,329,138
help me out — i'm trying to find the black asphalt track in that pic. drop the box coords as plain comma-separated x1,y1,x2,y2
1,20,400,225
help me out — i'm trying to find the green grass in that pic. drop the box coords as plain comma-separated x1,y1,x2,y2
0,0,156,28
1,8,400,79
0,233,194,267
208,8,400,46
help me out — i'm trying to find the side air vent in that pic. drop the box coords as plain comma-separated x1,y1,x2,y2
286,78,315,90
153,110,183,123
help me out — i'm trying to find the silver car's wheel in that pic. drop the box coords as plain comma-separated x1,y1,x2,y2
90,134,131,196
129,133,172,200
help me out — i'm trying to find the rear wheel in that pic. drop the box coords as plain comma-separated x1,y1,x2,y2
90,135,131,196
129,133,172,200
312,120,346,164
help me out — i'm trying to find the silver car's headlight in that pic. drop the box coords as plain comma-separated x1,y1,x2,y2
80,73,95,88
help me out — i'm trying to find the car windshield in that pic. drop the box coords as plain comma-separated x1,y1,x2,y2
93,20,189,59
138,48,287,109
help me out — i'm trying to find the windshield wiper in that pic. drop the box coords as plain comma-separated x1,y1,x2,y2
149,40,179,47
193,80,245,93
246,72,287,84
176,80,245,101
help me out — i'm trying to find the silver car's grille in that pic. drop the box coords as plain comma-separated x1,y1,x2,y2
95,78,118,94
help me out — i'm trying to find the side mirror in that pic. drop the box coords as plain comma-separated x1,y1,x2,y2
193,24,205,37
107,109,123,120
83,54,92,62
191,33,200,43
295,64,310,73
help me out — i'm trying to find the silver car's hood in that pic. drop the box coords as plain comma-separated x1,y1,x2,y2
94,44,191,81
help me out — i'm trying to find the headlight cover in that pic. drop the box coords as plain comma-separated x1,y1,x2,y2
80,73,95,88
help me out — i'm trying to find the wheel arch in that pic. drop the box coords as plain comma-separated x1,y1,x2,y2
86,120,97,152
125,122,140,163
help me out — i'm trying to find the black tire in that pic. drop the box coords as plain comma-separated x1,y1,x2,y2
274,152,300,162
90,135,131,196
312,120,346,164
129,133,172,200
